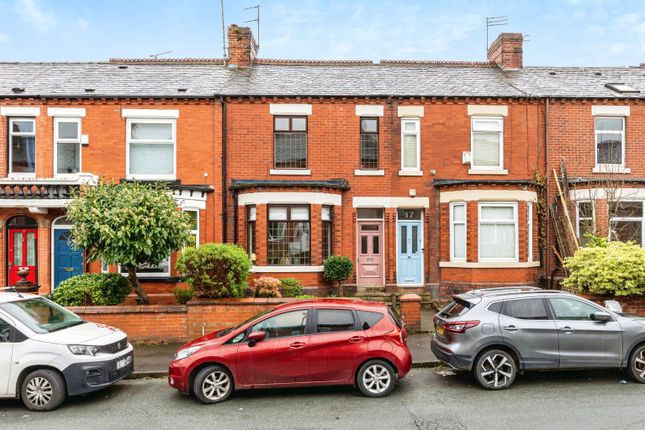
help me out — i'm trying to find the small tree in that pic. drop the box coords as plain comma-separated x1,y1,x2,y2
323,256,354,296
66,182,192,304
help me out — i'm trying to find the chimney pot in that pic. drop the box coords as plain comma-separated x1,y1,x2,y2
227,24,258,68
487,33,523,70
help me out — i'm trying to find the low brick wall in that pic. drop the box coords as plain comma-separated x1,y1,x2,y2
69,297,420,342
581,294,645,316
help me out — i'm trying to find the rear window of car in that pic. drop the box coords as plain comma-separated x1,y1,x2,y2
501,299,549,320
316,309,356,333
357,311,384,330
439,299,473,318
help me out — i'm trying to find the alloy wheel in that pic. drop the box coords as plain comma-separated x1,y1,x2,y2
25,376,54,407
201,370,231,401
634,349,645,380
361,363,392,395
479,353,514,388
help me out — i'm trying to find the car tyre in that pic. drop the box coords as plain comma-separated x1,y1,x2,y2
357,359,397,398
474,349,517,390
193,365,234,404
20,369,67,412
627,344,645,383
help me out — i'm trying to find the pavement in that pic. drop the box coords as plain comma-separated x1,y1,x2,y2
2,368,643,430
130,333,439,378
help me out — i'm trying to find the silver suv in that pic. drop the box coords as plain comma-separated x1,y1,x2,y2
431,287,645,389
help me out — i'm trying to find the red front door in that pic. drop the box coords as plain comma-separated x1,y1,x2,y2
357,222,383,286
8,228,38,285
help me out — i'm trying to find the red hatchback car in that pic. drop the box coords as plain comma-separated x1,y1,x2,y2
168,299,411,403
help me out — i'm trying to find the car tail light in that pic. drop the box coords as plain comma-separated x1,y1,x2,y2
443,320,480,333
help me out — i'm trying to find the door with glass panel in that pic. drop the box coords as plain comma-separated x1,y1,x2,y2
396,209,423,285
8,228,38,285
357,222,383,286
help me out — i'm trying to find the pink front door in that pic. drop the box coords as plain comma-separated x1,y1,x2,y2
357,222,383,286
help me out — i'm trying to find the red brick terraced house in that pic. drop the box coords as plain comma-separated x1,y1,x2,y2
0,26,643,301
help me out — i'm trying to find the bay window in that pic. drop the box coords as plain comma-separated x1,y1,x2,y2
576,201,595,246
471,117,503,170
247,205,256,259
184,209,199,247
609,201,643,245
478,203,518,261
127,119,175,179
450,202,466,261
268,205,310,265
322,205,332,260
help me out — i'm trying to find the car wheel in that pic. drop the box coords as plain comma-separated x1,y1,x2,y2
193,365,234,404
474,349,517,390
627,344,645,383
357,360,397,398
21,369,67,412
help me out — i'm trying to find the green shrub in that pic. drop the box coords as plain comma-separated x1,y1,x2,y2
563,238,645,296
253,277,282,298
323,256,354,296
295,294,315,299
280,278,303,297
176,243,251,298
54,273,131,306
172,286,195,304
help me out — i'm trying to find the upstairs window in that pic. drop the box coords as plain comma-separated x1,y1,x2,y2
54,118,81,176
400,118,420,171
127,119,175,179
267,205,310,265
471,117,503,170
595,117,625,166
274,116,307,169
9,118,36,177
360,118,379,169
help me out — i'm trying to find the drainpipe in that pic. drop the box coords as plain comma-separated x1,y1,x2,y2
233,189,239,244
220,96,228,243
545,98,551,282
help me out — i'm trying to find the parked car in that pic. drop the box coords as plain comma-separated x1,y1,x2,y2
431,287,645,389
0,291,133,411
169,299,411,403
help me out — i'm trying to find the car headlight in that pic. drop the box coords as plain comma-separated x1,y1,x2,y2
174,346,201,361
68,344,100,356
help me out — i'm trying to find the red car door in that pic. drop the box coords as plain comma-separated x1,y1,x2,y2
307,308,367,383
235,308,311,387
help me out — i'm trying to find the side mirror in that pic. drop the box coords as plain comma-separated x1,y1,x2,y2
591,312,612,322
247,331,266,346
605,300,623,314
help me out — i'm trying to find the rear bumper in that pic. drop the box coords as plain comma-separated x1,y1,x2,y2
62,350,134,396
430,338,472,370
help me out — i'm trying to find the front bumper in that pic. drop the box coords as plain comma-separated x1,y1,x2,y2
62,351,134,396
168,360,190,393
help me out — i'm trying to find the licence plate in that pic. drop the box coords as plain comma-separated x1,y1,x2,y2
116,355,132,370
436,325,445,336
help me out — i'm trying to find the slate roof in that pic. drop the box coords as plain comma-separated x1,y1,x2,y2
0,60,643,99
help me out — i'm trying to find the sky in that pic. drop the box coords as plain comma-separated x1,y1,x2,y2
0,0,644,66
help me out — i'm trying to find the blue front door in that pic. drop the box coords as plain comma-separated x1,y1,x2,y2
54,229,83,288
397,221,423,285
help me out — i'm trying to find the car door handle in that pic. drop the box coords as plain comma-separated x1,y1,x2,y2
349,336,365,344
289,341,306,349
503,325,519,333
560,326,575,334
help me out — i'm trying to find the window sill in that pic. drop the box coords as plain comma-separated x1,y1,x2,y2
126,175,177,181
269,169,311,176
467,168,508,175
592,165,631,174
355,169,385,176
439,261,540,268
398,170,424,176
251,265,324,273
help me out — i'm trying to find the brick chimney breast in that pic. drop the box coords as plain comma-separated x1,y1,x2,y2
227,24,258,68
487,32,523,70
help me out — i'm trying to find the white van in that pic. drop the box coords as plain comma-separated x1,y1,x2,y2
0,291,133,411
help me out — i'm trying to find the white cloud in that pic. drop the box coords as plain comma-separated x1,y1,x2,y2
14,0,57,33
77,18,89,30
0,33,9,43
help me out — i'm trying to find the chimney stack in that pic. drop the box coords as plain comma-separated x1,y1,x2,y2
487,33,523,70
227,24,258,68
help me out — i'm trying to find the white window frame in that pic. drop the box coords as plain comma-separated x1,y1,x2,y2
450,202,467,262
470,116,504,171
8,117,36,178
183,207,200,247
400,118,420,172
126,118,176,180
595,116,625,169
478,202,518,262
53,117,82,178
608,200,644,246
527,202,533,262
576,200,595,240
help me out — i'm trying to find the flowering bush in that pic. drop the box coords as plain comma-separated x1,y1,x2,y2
253,277,282,298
